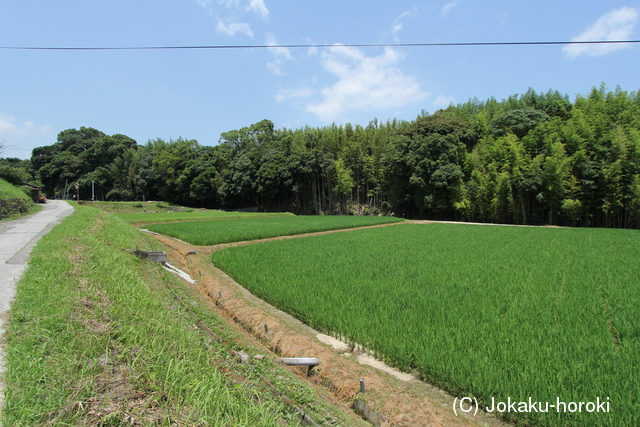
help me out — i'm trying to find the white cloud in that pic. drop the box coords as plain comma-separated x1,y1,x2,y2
203,0,268,32
563,7,639,58
305,39,318,57
217,0,239,8
434,95,456,108
196,0,215,15
276,87,314,102
0,114,53,158
442,0,460,16
265,32,293,75
215,18,253,37
0,114,51,137
305,45,429,122
0,116,17,134
247,0,269,20
391,9,416,41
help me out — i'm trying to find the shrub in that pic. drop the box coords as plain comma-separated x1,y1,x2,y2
0,198,32,219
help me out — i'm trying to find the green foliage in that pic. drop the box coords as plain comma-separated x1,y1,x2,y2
212,223,640,426
28,84,640,227
33,127,138,200
0,165,31,186
0,177,30,200
0,178,34,219
490,107,550,139
146,215,402,245
385,114,473,218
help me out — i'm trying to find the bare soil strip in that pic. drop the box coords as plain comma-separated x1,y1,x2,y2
148,222,510,427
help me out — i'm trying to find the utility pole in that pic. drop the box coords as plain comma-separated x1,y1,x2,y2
92,181,95,201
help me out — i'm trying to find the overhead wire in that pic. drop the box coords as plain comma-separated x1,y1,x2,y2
0,40,639,51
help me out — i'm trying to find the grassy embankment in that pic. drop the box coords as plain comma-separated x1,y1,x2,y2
119,211,294,225
211,223,638,426
81,201,294,224
3,203,361,426
0,178,38,220
145,215,403,245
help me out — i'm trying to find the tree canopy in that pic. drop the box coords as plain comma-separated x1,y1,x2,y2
9,84,640,228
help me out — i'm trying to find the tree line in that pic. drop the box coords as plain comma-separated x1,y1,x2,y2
2,84,640,228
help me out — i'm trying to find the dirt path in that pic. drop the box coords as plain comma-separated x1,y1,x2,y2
147,223,510,427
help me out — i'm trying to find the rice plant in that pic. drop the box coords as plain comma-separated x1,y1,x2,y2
116,209,293,224
212,223,640,426
146,215,403,245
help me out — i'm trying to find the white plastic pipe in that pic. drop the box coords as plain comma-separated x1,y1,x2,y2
278,357,320,366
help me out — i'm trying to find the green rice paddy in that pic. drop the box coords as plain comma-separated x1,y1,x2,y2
145,215,403,245
211,223,639,426
116,209,293,224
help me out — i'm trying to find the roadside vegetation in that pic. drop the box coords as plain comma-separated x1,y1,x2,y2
211,223,638,426
0,178,38,220
145,215,403,245
3,203,361,426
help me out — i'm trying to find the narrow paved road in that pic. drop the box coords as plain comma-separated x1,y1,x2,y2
0,200,74,418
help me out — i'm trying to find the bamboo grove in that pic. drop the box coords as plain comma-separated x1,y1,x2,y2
4,84,640,228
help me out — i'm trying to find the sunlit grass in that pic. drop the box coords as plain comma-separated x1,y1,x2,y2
117,209,293,224
212,223,639,426
146,215,403,245
3,204,301,426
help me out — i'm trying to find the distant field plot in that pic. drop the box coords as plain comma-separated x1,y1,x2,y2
211,223,640,426
146,215,403,245
117,210,293,224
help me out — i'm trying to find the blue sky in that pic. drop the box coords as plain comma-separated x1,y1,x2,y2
1,1,639,159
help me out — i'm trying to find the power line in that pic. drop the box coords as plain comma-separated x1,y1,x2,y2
0,40,639,51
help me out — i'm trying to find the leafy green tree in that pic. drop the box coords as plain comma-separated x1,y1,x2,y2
333,158,354,213
540,142,570,224
490,108,550,139
385,115,474,219
32,127,138,199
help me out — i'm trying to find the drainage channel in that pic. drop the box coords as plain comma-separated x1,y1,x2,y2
159,258,393,427
146,255,322,426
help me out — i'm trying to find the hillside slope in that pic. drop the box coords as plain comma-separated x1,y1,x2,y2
0,178,33,220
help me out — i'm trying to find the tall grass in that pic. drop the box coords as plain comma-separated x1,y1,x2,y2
212,223,639,426
4,204,300,426
146,215,403,245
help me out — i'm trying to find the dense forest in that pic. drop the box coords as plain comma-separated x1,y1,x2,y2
2,84,640,228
